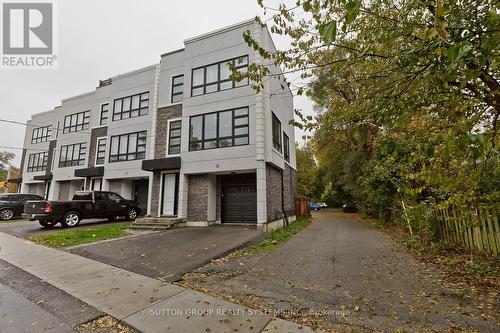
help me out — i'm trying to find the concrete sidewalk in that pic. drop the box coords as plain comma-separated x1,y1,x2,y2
0,232,320,333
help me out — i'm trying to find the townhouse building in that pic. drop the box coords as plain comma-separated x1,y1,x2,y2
13,19,297,230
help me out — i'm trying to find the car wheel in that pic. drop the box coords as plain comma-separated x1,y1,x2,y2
126,208,138,221
39,220,57,228
0,208,14,220
61,212,81,228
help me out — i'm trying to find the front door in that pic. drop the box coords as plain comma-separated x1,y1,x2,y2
161,174,177,216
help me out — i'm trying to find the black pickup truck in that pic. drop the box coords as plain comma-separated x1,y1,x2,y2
24,191,141,228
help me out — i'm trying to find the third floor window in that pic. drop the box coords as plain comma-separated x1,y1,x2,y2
31,125,51,144
112,92,149,121
63,111,90,134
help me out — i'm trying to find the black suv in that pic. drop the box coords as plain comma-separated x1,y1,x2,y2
0,193,44,220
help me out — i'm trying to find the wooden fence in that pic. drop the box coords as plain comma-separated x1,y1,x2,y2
295,197,311,218
434,205,500,256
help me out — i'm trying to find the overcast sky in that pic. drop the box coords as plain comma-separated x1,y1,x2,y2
0,0,313,166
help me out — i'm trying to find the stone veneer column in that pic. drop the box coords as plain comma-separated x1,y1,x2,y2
254,23,267,224
177,173,189,219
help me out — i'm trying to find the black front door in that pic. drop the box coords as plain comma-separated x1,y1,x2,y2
133,179,148,216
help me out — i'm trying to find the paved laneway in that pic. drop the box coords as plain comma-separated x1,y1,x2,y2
183,210,500,332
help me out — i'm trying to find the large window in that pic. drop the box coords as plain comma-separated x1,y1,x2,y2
31,125,51,144
272,112,282,153
171,75,184,103
191,55,249,97
27,152,48,172
283,132,290,162
63,111,90,134
189,107,249,151
59,143,87,167
95,138,107,165
99,103,109,126
112,92,149,121
168,120,182,155
109,131,147,162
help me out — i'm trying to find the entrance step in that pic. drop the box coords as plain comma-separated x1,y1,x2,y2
128,217,185,231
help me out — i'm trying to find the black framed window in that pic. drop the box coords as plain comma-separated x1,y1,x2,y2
283,132,290,162
63,111,90,134
31,125,51,144
112,92,149,121
191,55,249,97
59,143,86,167
189,107,249,151
109,131,147,162
100,104,109,126
272,112,282,153
95,138,107,165
168,120,182,155
171,75,184,103
27,152,48,172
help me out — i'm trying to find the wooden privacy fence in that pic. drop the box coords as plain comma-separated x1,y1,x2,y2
434,205,500,256
295,196,311,218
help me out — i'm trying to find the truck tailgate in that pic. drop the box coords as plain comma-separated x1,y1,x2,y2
24,201,48,215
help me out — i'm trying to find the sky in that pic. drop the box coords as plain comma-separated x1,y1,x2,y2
0,0,314,166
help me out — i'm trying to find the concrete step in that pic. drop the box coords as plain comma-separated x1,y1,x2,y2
128,225,174,231
128,217,185,231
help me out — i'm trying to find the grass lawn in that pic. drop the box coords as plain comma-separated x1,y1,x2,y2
26,223,131,248
239,217,311,254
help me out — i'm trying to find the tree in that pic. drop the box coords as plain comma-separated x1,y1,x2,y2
295,144,321,199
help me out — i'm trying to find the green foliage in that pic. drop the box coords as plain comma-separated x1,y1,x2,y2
247,0,499,243
296,144,323,199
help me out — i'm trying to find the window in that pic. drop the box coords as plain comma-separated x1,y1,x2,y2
112,92,149,121
63,111,90,134
191,55,249,96
189,107,249,151
95,138,107,165
27,152,48,172
283,132,290,162
168,120,182,155
171,75,184,103
100,103,109,126
31,126,51,144
109,131,147,162
272,112,282,153
59,143,86,167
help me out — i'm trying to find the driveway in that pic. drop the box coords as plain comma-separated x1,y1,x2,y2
182,210,500,332
69,225,265,282
0,218,128,237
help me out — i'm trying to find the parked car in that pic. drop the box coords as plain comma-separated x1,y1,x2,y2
24,191,141,228
342,202,357,213
309,202,320,211
318,202,328,208
0,193,44,220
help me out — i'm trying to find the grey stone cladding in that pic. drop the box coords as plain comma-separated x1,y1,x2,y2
266,163,283,221
150,171,161,217
283,163,296,216
58,181,70,200
108,179,121,195
88,127,108,168
187,174,208,222
155,105,182,159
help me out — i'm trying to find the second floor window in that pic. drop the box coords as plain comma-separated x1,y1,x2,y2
283,132,290,162
95,138,107,165
168,120,182,155
171,75,184,103
59,142,87,167
100,103,109,126
112,92,149,121
189,107,249,151
109,131,147,162
27,152,48,172
31,125,51,144
63,111,90,134
191,55,249,97
272,112,282,153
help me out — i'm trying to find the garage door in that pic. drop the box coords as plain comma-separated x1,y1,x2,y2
222,185,257,224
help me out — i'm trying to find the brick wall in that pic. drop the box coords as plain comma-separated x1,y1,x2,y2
150,171,161,217
266,164,283,221
45,140,57,174
108,180,121,195
155,105,182,159
187,174,208,222
58,181,70,200
88,127,108,168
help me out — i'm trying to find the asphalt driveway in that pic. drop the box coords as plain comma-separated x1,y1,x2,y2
0,218,127,237
68,225,265,282
182,210,500,332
